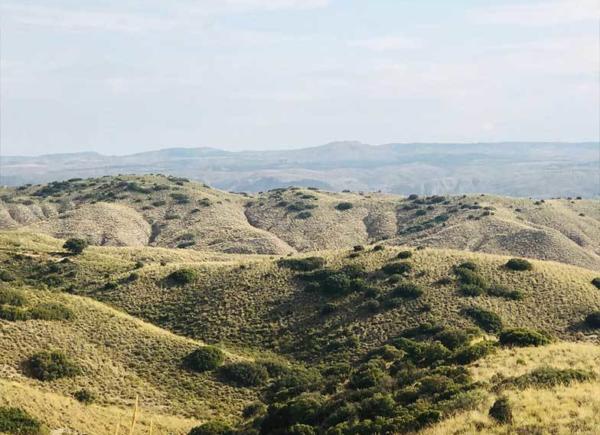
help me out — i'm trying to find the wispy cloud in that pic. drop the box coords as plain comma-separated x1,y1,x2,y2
349,36,421,52
470,0,599,26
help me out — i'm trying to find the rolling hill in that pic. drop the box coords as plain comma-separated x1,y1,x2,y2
0,231,599,433
0,175,598,269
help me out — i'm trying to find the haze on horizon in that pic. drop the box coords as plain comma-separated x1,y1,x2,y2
1,0,598,156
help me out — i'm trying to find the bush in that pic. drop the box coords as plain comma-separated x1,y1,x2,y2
63,238,88,255
353,245,364,252
463,307,503,333
434,329,470,350
456,261,477,271
0,288,27,306
584,311,600,329
349,362,388,389
296,211,312,219
454,268,488,288
506,367,596,389
188,421,234,435
219,362,269,387
279,257,325,272
505,258,533,271
381,262,412,275
487,285,524,300
30,303,74,321
396,250,412,259
498,328,551,347
287,424,317,435
489,397,513,424
0,407,44,434
459,284,485,297
335,202,353,211
392,283,424,299
592,278,600,289
185,346,225,372
74,388,95,404
0,305,31,321
167,268,197,285
0,270,16,282
454,342,495,365
27,351,81,381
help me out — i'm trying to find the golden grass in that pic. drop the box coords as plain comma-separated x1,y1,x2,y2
424,342,600,435
0,379,199,434
0,174,598,267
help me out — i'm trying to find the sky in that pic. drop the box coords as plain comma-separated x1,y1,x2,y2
0,0,598,156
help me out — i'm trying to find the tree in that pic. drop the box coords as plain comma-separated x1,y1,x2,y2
63,238,88,255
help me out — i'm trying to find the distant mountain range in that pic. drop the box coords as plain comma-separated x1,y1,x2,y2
2,141,598,197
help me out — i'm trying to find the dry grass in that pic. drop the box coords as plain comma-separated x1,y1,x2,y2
424,342,600,435
0,379,199,434
0,175,598,268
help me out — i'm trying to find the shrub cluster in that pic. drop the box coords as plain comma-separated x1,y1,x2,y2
463,307,503,333
0,407,44,434
505,258,533,271
63,238,88,255
584,311,600,329
381,262,412,275
592,278,600,289
489,397,513,424
226,323,491,435
219,362,269,387
391,283,424,299
184,346,225,372
335,202,353,211
503,367,595,389
27,351,81,381
278,257,326,272
166,268,197,285
299,268,367,297
498,328,551,347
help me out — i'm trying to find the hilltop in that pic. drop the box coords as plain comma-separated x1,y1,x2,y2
0,231,599,433
0,174,598,269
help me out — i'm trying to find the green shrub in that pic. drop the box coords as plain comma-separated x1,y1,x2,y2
188,421,234,435
170,192,190,204
0,305,31,321
505,258,533,271
0,288,27,306
584,311,600,329
166,268,197,285
296,211,312,219
498,328,550,347
279,257,326,272
459,284,485,297
353,245,365,252
0,270,16,282
487,285,524,300
489,397,513,424
335,202,353,211
456,261,477,271
63,238,88,255
415,209,427,217
372,245,385,252
454,342,495,365
185,346,225,372
73,389,95,404
27,351,81,381
396,250,413,259
505,367,595,389
381,262,412,275
592,278,600,289
219,362,269,387
454,268,488,288
0,407,44,434
391,283,424,299
349,361,388,389
30,303,74,321
463,307,503,332
434,329,470,350
287,424,317,435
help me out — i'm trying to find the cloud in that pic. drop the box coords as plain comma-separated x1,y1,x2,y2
349,36,421,52
470,0,599,26
221,0,330,11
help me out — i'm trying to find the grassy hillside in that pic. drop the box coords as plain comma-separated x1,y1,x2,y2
0,231,599,433
0,175,598,269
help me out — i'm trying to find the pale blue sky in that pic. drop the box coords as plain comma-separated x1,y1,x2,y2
1,0,598,155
